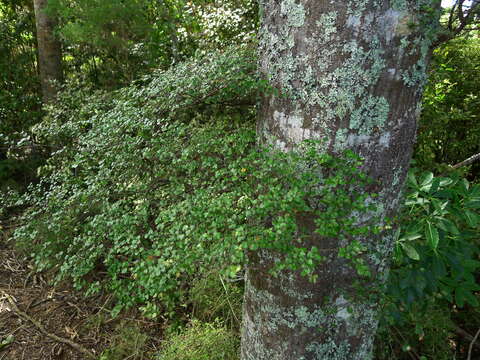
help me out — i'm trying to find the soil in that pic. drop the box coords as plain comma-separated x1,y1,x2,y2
0,223,164,360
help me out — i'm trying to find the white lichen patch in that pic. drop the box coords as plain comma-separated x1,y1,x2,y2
349,96,390,134
346,14,361,30
378,9,402,43
378,132,391,148
335,295,351,321
316,12,338,43
280,0,306,28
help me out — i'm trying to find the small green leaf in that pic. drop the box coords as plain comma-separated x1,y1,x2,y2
0,334,14,350
438,177,454,187
465,198,480,209
438,218,460,235
455,287,468,307
400,232,422,241
419,172,434,192
393,227,401,242
401,243,420,260
407,171,418,187
464,209,479,228
425,221,439,250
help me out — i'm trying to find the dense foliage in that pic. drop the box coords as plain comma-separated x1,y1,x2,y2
44,0,258,86
378,170,480,358
390,171,480,310
12,48,378,319
1,1,479,358
416,37,480,177
0,1,41,188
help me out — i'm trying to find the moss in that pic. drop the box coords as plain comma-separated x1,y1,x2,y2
391,0,408,12
245,278,380,358
334,128,349,152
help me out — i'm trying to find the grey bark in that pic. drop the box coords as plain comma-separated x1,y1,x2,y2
241,1,441,359
33,0,63,102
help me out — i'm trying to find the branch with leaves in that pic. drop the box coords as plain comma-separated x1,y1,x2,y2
434,0,480,47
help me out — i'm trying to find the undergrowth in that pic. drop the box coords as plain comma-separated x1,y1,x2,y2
157,320,239,360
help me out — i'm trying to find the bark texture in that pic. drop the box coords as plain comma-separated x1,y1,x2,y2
34,0,63,102
241,1,441,359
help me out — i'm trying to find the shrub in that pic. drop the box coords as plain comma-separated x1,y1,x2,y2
416,37,480,177
13,46,376,318
377,169,480,359
388,170,480,313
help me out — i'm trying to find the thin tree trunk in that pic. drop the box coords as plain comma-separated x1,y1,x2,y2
33,0,63,103
241,1,441,359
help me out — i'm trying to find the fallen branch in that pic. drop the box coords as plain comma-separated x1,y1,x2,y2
451,153,480,170
0,291,96,359
468,327,480,360
455,326,480,350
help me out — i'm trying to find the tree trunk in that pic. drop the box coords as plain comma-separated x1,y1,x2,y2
241,1,441,359
33,0,63,103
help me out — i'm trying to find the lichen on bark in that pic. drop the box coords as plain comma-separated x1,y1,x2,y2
241,0,441,359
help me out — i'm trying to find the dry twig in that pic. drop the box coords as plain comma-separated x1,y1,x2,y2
455,326,480,351
468,327,480,360
451,152,480,170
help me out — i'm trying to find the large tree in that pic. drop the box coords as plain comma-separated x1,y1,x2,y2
241,0,443,359
33,0,63,102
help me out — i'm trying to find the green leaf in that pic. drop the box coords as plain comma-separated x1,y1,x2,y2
464,291,479,307
400,232,422,241
464,209,480,228
431,199,448,215
0,335,14,350
455,287,476,308
425,221,439,250
393,227,401,242
438,177,454,187
437,218,460,235
471,185,480,197
401,243,420,260
465,198,480,209
407,171,418,188
419,172,434,192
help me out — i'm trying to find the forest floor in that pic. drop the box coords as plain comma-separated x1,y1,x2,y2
0,222,164,360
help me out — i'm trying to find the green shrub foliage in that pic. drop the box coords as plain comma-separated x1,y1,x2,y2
14,47,377,317
416,37,480,177
388,170,480,316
